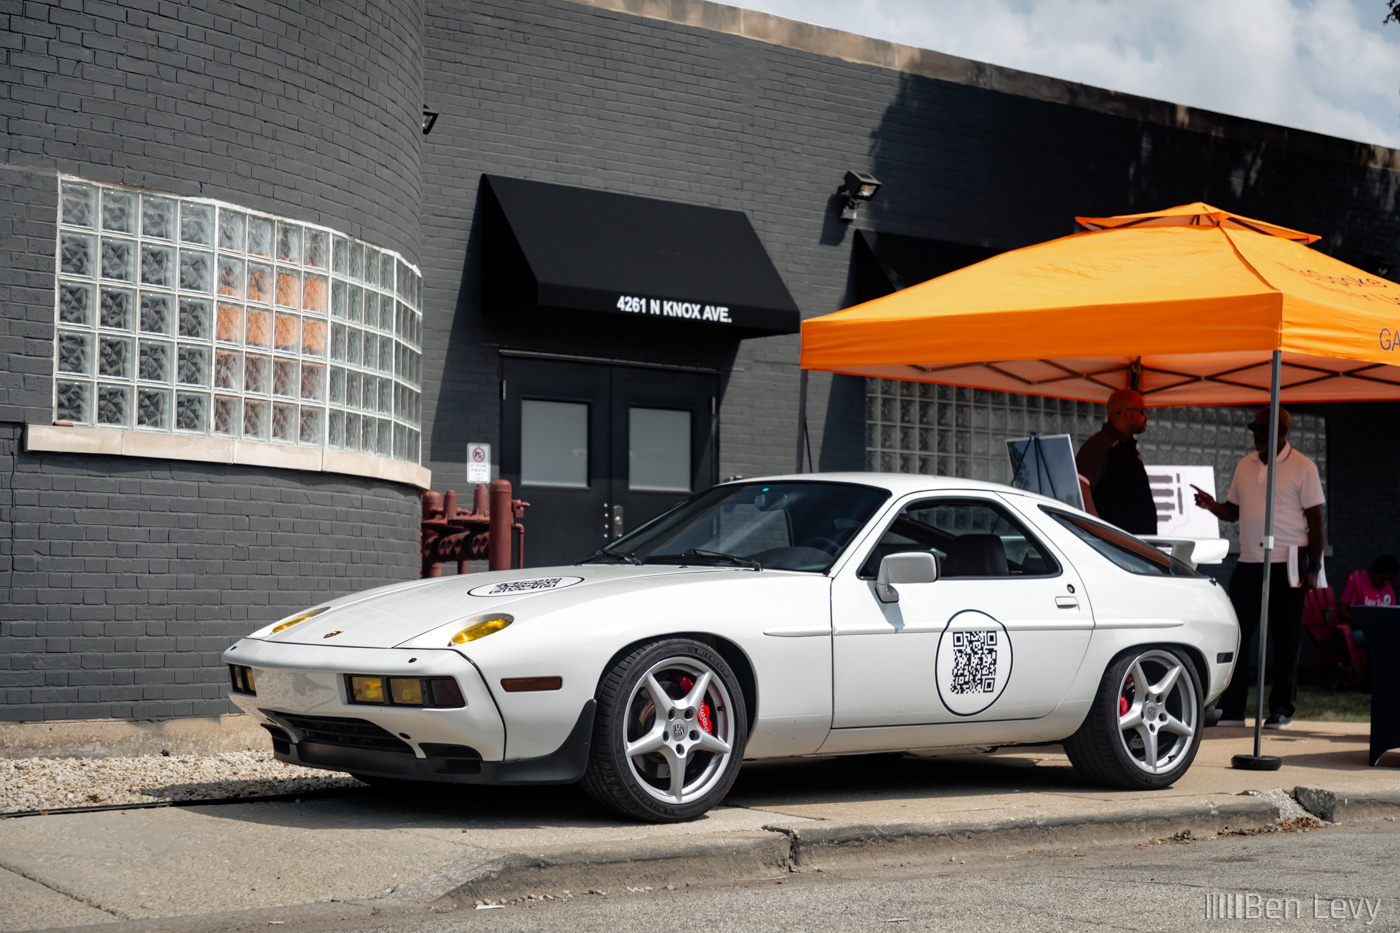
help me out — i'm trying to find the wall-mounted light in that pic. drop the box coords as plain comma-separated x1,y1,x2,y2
838,170,881,222
422,106,439,135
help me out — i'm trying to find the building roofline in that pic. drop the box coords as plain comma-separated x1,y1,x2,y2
569,0,1400,171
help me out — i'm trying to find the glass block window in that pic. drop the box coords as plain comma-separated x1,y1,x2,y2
865,379,1326,549
53,178,424,465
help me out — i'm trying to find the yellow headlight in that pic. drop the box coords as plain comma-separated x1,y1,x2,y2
350,675,385,703
388,677,425,705
271,606,328,634
450,615,512,645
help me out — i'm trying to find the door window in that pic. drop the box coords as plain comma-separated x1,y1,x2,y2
628,407,691,491
860,498,1059,578
521,399,588,487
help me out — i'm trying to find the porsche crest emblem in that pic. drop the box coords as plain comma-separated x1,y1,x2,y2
322,629,343,639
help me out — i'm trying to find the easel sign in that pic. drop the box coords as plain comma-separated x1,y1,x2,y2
1006,433,1084,510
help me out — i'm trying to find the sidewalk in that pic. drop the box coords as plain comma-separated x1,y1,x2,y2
1,722,1397,932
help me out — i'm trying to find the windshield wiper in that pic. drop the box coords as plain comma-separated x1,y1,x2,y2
581,545,642,565
650,548,761,570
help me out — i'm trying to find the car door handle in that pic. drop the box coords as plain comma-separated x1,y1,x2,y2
1055,596,1079,609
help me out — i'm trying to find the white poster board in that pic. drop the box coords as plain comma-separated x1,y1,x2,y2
1146,465,1219,538
1006,434,1084,510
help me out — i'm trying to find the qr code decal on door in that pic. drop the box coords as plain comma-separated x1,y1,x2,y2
950,630,998,695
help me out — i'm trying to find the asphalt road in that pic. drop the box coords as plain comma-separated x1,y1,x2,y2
100,817,1400,933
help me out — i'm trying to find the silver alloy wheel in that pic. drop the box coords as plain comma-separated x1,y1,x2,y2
622,656,737,805
1116,648,1200,775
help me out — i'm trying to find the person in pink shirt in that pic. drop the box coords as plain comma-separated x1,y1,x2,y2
1337,554,1398,633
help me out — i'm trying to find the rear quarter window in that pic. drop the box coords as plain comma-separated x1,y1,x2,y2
1041,508,1203,578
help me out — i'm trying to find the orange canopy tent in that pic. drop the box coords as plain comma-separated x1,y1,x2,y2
800,202,1400,769
801,202,1400,407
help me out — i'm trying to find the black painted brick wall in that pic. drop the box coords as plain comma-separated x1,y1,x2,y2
418,0,1400,491
0,426,421,722
0,168,59,426
1326,402,1400,580
1,0,424,265
0,0,428,721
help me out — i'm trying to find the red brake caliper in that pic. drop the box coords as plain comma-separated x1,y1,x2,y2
677,676,714,734
1119,674,1133,716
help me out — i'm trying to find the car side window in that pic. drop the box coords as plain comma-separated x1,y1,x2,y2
1041,507,1203,578
858,498,1059,579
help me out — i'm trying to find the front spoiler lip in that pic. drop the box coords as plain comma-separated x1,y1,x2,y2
266,700,597,786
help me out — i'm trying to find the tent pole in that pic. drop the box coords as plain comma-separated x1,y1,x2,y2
1233,350,1283,771
795,369,809,473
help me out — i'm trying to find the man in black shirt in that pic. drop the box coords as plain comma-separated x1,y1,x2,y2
1075,389,1157,534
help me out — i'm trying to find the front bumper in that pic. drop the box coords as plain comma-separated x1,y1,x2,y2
262,701,596,786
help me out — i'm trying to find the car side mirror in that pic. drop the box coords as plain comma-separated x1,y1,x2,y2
875,552,940,603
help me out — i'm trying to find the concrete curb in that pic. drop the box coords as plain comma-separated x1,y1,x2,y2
778,797,1284,867
1294,787,1400,823
391,796,1289,907
390,831,793,907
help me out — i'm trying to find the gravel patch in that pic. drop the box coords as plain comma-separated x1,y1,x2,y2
0,752,365,815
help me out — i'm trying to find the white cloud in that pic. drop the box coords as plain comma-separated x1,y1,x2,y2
728,0,1400,148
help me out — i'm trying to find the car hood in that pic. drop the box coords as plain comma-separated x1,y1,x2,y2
250,564,749,649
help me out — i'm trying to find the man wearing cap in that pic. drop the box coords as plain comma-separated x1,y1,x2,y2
1076,389,1157,534
1193,407,1325,729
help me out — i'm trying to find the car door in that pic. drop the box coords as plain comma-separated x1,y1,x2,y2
829,493,1093,728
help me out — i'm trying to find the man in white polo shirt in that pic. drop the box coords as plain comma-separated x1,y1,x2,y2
1193,407,1325,729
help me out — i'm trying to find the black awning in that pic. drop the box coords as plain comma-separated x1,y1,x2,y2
480,174,800,336
853,229,1001,303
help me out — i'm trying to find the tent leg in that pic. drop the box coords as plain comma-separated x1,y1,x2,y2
1233,350,1283,772
795,369,809,473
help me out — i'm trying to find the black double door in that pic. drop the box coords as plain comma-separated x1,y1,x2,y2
501,357,717,567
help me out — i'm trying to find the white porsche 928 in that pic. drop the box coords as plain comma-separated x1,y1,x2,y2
223,473,1239,822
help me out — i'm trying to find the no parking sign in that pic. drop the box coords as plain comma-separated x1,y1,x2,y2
466,442,491,484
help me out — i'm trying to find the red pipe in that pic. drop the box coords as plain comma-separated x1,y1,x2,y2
420,482,529,577
489,479,511,570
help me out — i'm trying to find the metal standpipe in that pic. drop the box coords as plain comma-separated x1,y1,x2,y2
420,481,530,578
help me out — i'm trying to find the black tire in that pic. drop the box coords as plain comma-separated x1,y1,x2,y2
1063,645,1203,789
582,638,748,822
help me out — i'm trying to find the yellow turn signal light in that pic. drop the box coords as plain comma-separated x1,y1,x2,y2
450,615,512,646
271,606,328,634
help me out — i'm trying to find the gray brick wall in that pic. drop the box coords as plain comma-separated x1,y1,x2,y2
0,425,421,722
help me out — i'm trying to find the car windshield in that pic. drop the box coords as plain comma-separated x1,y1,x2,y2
582,481,890,572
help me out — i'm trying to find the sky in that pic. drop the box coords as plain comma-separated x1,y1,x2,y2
724,0,1400,149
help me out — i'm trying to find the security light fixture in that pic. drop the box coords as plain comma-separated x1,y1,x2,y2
838,170,881,222
422,106,439,135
